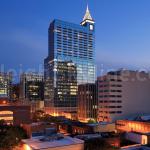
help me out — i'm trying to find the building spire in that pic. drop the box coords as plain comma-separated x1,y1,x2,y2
83,4,93,21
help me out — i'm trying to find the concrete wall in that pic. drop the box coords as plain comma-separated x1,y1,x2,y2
98,70,150,122
0,105,31,125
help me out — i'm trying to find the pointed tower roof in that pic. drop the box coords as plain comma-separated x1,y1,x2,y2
81,4,95,26
83,4,93,21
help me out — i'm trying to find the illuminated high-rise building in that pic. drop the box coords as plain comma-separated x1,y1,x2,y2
20,73,44,101
44,5,96,115
0,72,12,100
78,83,97,123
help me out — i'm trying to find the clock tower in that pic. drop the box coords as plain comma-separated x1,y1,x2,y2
81,4,95,31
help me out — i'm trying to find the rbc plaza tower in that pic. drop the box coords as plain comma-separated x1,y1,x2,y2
44,5,96,115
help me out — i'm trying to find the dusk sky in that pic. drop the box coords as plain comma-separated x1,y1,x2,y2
1,0,150,81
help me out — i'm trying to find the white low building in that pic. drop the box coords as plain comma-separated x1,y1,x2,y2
22,135,84,150
121,144,150,150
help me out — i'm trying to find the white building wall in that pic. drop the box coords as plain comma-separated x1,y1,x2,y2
98,70,150,122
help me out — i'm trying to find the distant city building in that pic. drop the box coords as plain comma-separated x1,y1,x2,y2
0,102,31,125
116,115,150,145
116,115,150,134
0,72,12,100
22,122,57,138
44,5,96,115
57,119,115,135
11,83,20,101
20,73,44,101
53,61,77,108
97,70,150,122
78,83,97,122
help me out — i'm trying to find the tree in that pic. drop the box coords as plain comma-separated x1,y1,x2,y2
88,119,97,124
32,110,45,122
0,119,6,125
0,125,27,150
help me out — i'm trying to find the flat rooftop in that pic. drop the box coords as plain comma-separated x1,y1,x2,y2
22,136,84,150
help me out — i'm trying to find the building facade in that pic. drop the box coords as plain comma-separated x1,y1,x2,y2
44,6,96,114
0,72,12,100
98,70,150,122
116,117,150,145
11,83,20,101
0,104,31,125
53,61,77,108
20,73,44,101
78,83,97,122
22,136,84,150
116,119,150,134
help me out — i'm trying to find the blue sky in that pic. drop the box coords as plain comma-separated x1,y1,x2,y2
0,0,150,80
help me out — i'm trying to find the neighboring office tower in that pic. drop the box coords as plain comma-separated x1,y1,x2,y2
78,83,97,123
97,70,150,123
54,61,77,107
20,73,44,101
44,5,96,115
0,72,12,100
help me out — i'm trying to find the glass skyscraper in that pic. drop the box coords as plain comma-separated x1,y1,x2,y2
44,5,96,114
